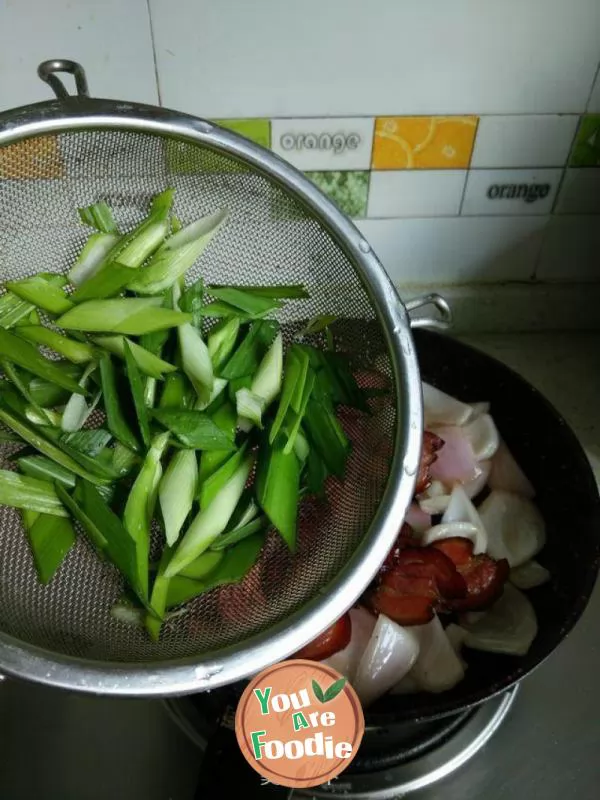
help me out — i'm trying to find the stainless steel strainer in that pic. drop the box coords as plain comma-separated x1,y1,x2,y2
0,60,449,696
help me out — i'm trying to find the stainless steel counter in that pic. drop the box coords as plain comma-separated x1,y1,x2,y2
0,332,598,799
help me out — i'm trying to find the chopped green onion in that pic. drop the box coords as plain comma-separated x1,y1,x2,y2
1,360,55,426
301,314,338,335
166,532,264,607
123,341,151,447
99,354,140,453
207,317,240,370
235,388,264,428
303,397,350,477
123,432,170,599
152,408,235,450
200,443,248,510
78,201,119,234
210,284,309,299
111,441,139,477
0,330,86,394
165,454,253,577
24,405,61,427
238,332,283,428
6,275,73,315
158,372,194,409
0,469,67,516
270,345,310,445
220,320,279,380
57,298,191,335
25,513,76,583
128,209,228,295
178,322,214,395
179,549,224,579
93,335,176,379
255,437,300,551
16,326,97,364
0,292,35,328
61,362,100,433
61,428,112,457
146,546,172,641
282,370,315,455
28,365,82,408
57,481,149,608
197,401,238,486
18,455,76,488
194,376,228,411
70,262,138,303
69,233,121,286
0,406,112,485
179,277,205,327
159,449,198,546
209,515,268,551
208,287,283,317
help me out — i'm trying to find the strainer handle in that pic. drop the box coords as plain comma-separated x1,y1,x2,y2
406,292,452,331
37,60,89,100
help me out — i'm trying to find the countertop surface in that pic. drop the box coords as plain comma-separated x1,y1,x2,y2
0,331,598,800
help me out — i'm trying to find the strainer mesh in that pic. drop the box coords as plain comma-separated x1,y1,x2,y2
0,130,396,662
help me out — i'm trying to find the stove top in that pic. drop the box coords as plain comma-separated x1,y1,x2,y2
169,577,600,800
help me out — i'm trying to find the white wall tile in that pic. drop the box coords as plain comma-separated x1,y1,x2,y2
367,171,466,218
537,216,600,281
357,216,548,284
270,118,373,171
0,0,158,111
556,169,600,214
462,169,561,216
587,67,600,112
150,0,600,118
471,115,579,168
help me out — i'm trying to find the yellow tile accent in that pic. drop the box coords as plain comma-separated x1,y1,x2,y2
372,116,478,170
0,136,63,179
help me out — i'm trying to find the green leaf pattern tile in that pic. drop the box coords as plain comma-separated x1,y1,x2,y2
306,171,369,218
570,115,600,167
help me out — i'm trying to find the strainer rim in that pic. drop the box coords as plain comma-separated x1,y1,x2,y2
0,97,423,695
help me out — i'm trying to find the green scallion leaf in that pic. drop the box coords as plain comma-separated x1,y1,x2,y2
152,408,236,450
0,469,67,516
78,201,119,234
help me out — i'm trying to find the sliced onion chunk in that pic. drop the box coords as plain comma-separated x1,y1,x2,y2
461,584,538,656
478,489,546,567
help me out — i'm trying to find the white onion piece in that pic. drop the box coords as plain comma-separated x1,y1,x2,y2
408,615,465,693
423,383,473,428
419,495,451,515
462,459,491,500
461,584,538,656
421,521,480,549
488,440,535,498
462,611,487,625
323,607,377,680
463,414,500,461
405,503,432,533
445,623,469,654
423,480,447,498
353,615,420,707
478,490,546,567
429,426,479,484
442,484,488,554
390,671,421,695
469,401,490,420
510,560,551,590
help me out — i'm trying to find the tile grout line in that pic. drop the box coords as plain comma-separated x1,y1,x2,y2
146,0,162,106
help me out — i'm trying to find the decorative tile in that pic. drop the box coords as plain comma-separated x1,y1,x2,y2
372,116,478,170
150,0,600,117
570,115,600,166
537,216,600,281
213,119,271,149
461,168,561,216
306,171,369,218
0,0,157,112
271,118,374,171
358,216,547,284
556,169,600,214
0,137,63,179
471,115,579,168
367,171,466,218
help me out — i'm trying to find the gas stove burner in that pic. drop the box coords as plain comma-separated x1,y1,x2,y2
302,688,518,799
165,685,517,799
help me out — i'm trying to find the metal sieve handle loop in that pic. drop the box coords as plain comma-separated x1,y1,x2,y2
406,292,452,331
37,60,89,100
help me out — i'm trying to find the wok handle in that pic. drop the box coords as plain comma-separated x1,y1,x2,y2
37,60,90,100
406,293,452,331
